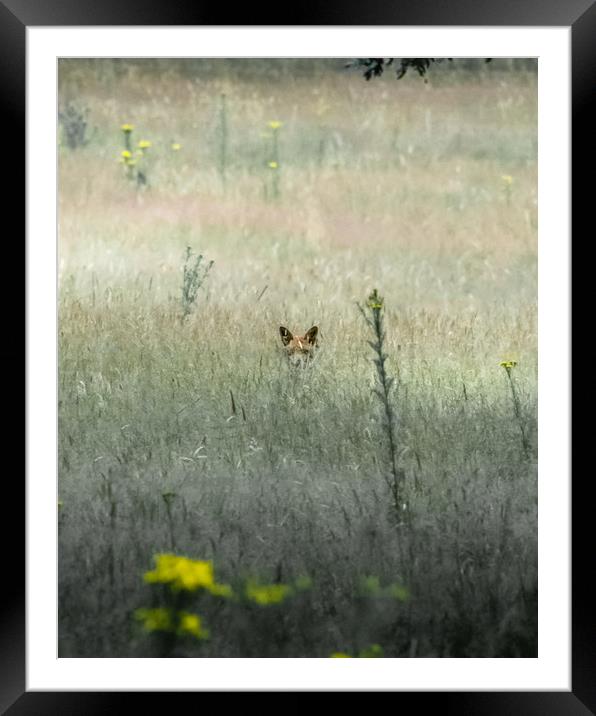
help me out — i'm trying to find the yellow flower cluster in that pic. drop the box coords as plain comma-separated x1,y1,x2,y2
388,584,409,602
138,139,152,150
500,360,518,371
119,149,137,167
360,575,409,602
177,611,209,639
367,289,384,310
144,554,232,596
294,575,312,591
245,581,292,605
361,575,381,594
135,607,172,632
135,608,209,640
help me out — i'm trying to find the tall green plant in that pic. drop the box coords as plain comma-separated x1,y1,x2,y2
500,360,530,458
181,247,214,320
218,93,228,192
266,120,282,199
358,289,405,519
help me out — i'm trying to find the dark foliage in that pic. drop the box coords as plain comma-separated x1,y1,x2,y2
349,58,492,81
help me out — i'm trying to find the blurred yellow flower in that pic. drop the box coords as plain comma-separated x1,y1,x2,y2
388,583,409,602
143,554,232,596
121,150,132,159
209,582,234,598
245,581,292,605
121,123,134,133
268,161,278,169
501,174,514,185
361,575,381,594
268,120,283,130
144,554,215,591
294,575,312,591
177,612,209,640
171,142,182,151
367,289,384,310
135,607,172,632
500,360,518,371
138,140,152,149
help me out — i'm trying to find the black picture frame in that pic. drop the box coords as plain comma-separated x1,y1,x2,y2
13,0,586,710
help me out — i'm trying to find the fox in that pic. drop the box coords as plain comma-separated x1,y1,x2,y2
279,325,319,365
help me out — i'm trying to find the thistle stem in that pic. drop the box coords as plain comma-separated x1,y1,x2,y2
506,369,530,459
359,290,404,518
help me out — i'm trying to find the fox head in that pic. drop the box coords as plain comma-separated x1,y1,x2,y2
279,326,319,363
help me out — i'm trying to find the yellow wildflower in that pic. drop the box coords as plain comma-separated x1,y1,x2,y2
121,150,132,159
361,575,381,594
143,554,232,596
268,120,283,130
121,123,134,133
245,581,292,605
500,360,518,371
144,554,215,591
135,607,173,632
177,612,209,640
171,142,182,151
367,289,384,310
208,582,234,598
501,174,514,185
294,575,312,591
138,140,152,149
388,584,409,602
268,161,278,169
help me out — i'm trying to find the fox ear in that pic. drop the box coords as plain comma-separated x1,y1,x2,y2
279,326,293,346
305,326,318,345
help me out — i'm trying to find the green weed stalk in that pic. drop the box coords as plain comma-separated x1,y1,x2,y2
501,360,530,459
358,289,405,519
181,247,214,320
218,93,228,192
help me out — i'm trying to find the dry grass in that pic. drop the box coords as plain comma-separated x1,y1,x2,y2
58,59,537,658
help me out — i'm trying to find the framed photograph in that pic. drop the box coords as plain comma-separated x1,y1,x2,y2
14,0,585,709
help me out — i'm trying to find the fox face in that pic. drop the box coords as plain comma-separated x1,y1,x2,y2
279,326,318,364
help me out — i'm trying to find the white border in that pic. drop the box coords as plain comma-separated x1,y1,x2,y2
27,27,570,691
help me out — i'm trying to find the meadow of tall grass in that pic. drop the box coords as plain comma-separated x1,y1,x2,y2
58,59,537,658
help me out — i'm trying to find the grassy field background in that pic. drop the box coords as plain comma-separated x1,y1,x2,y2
58,59,537,658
